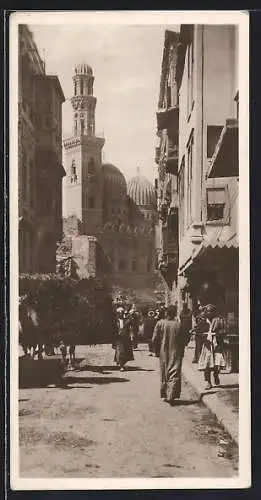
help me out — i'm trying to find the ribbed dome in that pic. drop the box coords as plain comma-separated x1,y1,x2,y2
127,174,155,206
74,62,93,76
102,163,127,198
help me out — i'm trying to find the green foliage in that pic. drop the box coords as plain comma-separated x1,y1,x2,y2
19,274,117,344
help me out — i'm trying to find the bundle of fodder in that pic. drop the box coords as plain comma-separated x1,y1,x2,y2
19,274,117,345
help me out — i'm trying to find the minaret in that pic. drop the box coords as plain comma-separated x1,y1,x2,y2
63,63,105,235
71,62,96,137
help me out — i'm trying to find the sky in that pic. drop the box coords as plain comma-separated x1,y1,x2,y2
30,23,179,183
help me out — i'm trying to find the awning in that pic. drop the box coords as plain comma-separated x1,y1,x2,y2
179,233,238,276
207,119,238,178
204,232,238,250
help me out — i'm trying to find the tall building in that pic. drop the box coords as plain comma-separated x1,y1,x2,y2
18,24,65,273
155,25,239,317
155,30,180,305
63,63,160,305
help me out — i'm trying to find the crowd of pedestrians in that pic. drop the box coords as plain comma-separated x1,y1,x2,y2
19,290,230,403
112,298,230,404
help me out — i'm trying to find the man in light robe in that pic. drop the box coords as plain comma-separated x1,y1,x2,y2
152,305,187,406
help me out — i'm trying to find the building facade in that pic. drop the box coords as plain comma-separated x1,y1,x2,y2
63,64,160,305
18,24,65,273
155,30,180,305
155,25,239,319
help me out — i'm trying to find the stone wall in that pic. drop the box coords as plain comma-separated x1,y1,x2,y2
71,235,97,279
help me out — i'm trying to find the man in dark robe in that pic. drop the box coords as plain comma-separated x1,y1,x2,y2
152,305,187,405
143,310,157,356
180,302,192,351
114,308,134,371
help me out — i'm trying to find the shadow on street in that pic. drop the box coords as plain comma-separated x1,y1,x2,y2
19,356,129,389
64,375,129,385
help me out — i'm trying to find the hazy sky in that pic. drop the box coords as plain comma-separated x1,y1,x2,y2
30,24,179,182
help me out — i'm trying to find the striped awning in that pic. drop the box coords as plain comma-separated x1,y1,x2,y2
204,232,238,250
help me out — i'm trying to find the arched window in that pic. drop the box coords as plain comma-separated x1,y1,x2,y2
119,259,126,270
88,157,95,175
89,196,95,209
71,159,77,183
74,81,77,96
132,261,137,272
80,119,85,135
147,259,152,272
80,79,84,95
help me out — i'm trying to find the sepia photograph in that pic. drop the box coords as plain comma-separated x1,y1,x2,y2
9,10,250,490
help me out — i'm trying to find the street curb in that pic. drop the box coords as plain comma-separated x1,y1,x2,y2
182,359,238,445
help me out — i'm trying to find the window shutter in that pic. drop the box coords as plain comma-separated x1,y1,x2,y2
207,188,225,205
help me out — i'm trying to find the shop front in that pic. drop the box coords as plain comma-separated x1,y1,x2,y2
179,240,239,372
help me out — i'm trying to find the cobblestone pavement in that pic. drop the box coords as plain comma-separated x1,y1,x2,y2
19,344,238,478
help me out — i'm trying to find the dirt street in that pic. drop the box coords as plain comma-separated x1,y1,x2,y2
19,344,238,478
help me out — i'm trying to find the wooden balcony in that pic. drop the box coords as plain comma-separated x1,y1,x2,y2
156,106,179,133
155,145,161,165
165,146,178,175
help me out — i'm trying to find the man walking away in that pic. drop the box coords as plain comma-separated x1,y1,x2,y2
152,305,187,406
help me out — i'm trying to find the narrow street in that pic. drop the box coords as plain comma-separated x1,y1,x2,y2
19,344,238,478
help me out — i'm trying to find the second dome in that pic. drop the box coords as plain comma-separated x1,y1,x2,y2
127,173,155,206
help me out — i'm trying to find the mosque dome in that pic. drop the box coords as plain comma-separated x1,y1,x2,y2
74,62,93,76
127,170,155,206
101,163,127,199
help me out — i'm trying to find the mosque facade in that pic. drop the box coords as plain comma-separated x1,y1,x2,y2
61,63,162,304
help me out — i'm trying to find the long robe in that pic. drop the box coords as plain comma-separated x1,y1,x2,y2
152,318,186,402
114,318,134,366
143,317,157,352
198,316,226,371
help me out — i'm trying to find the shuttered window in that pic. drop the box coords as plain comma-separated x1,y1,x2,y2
207,188,226,221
